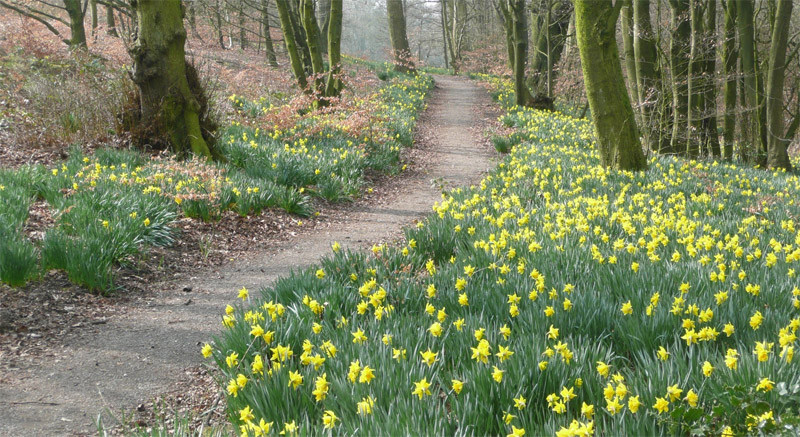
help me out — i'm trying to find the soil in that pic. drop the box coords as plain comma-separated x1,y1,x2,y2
0,75,499,436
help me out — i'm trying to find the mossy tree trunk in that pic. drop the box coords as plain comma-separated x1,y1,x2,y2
497,0,514,71
130,0,214,158
64,0,87,49
622,3,639,123
699,0,719,158
106,4,118,37
387,0,415,73
765,0,793,170
324,0,343,97
574,0,646,171
276,0,310,92
317,0,331,54
301,0,325,93
508,0,535,107
720,0,737,160
261,0,278,67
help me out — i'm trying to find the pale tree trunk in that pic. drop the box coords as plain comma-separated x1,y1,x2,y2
387,0,415,73
575,0,646,171
622,3,639,123
497,0,514,71
130,0,214,158
317,0,331,54
765,0,792,170
720,0,736,160
686,0,704,158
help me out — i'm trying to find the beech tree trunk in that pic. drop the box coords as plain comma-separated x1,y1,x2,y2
106,4,118,37
275,0,309,91
301,0,325,92
528,0,572,97
765,0,793,170
262,0,278,67
64,0,87,48
669,0,690,155
721,0,737,160
737,0,767,164
324,0,343,97
130,0,214,158
387,0,415,73
622,3,639,122
509,0,534,106
575,0,646,171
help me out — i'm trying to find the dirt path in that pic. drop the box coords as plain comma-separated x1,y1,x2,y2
0,75,496,436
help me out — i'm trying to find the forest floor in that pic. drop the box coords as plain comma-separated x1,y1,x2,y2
0,75,498,436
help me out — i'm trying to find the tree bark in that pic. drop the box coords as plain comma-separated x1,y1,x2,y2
238,3,248,50
317,0,331,54
633,0,670,153
301,0,325,94
528,0,572,97
737,0,767,164
700,0,719,157
130,0,214,158
622,3,639,121
669,0,691,155
324,0,343,97
765,0,793,170
275,0,309,91
387,0,415,73
64,0,87,48
261,0,278,67
720,0,737,160
574,0,646,171
509,0,534,106
89,0,98,35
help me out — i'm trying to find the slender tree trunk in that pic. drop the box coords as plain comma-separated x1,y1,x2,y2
106,4,118,37
64,0,87,49
498,0,514,71
528,0,572,97
130,0,214,158
737,0,766,164
622,3,639,121
387,0,415,73
262,0,278,67
721,0,737,160
324,0,342,97
700,0,719,157
669,0,690,155
509,0,534,107
765,0,792,170
634,0,669,153
686,0,704,158
214,0,226,49
441,0,451,69
574,0,646,171
275,0,309,91
239,4,248,50
301,0,325,94
89,0,98,35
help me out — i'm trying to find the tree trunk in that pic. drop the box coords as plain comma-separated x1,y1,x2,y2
275,0,309,91
64,0,87,49
507,0,535,106
633,0,669,153
622,3,639,120
686,0,704,158
669,0,691,155
214,0,226,49
324,0,343,97
130,0,214,158
238,4,248,50
387,0,415,73
720,0,737,160
301,0,325,93
737,0,767,164
765,0,792,170
441,0,451,69
528,0,572,97
497,0,514,71
106,4,118,37
700,0,719,157
89,0,98,35
574,0,646,171
317,0,331,54
262,0,278,67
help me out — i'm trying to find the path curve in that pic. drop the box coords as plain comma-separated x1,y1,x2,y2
0,75,495,436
